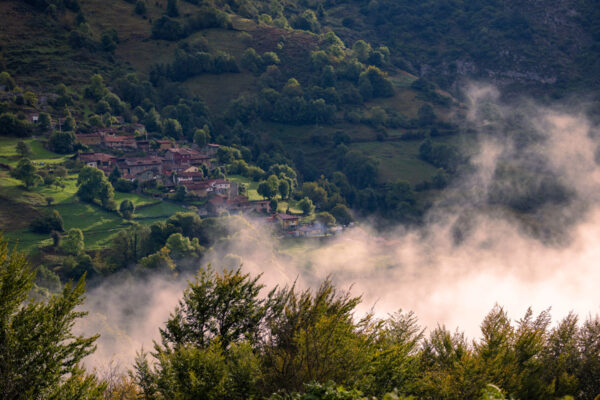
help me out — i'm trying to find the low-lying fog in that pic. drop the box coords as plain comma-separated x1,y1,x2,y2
80,85,600,371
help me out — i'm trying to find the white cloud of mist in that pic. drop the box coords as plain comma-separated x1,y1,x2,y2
79,84,600,372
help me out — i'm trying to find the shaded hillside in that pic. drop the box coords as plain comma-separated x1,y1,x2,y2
3,0,593,228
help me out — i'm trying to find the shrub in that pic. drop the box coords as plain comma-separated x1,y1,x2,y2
152,16,185,41
30,210,64,234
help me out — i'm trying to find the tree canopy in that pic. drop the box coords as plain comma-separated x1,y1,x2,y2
0,235,104,399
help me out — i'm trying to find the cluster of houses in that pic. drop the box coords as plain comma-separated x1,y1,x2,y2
75,128,343,236
75,129,275,215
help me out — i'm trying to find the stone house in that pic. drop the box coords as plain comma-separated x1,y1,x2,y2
77,153,117,173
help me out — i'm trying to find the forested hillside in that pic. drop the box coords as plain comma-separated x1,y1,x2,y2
0,0,469,232
2,0,600,398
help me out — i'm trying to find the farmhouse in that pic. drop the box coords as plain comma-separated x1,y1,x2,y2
189,152,211,168
181,181,213,197
165,147,195,164
181,179,237,198
175,170,204,185
156,140,173,150
103,135,137,150
206,195,271,215
117,156,163,178
295,222,328,237
77,152,116,173
76,133,102,146
275,213,299,229
201,143,220,157
248,200,271,213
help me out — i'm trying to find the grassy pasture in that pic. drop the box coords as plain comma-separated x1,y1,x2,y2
0,137,186,252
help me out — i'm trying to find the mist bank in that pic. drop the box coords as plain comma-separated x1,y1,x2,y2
80,85,600,371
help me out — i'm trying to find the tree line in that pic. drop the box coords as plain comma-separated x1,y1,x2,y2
2,235,599,400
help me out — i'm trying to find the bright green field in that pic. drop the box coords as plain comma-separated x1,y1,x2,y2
228,174,302,213
350,141,439,185
0,137,186,252
135,201,188,220
0,137,72,167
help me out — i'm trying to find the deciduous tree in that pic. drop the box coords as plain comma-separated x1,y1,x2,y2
61,228,85,255
119,199,135,219
0,235,104,399
15,141,31,158
10,158,41,188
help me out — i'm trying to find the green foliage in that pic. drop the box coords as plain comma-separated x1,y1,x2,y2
84,74,108,101
258,175,279,200
0,71,16,90
0,235,103,399
162,118,183,139
105,224,152,269
61,228,85,255
114,178,137,193
63,116,75,131
152,16,185,41
298,196,315,215
165,232,203,259
144,108,162,132
194,128,210,147
419,139,462,173
292,9,320,32
174,185,187,202
330,203,353,225
479,384,507,400
359,66,394,98
68,24,97,51
270,381,368,400
242,48,263,74
108,166,121,184
76,166,115,207
341,151,379,189
35,265,62,293
134,0,146,15
316,211,336,226
136,340,261,400
38,112,51,131
30,209,64,234
10,158,41,188
217,146,242,164
166,0,179,17
382,180,417,221
160,266,272,349
263,51,280,66
101,31,117,53
303,182,327,207
124,260,600,399
186,6,232,31
104,92,125,115
261,279,376,393
278,179,290,200
48,131,76,153
0,113,33,137
119,199,135,219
